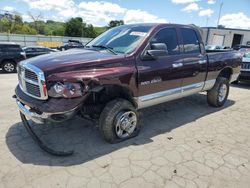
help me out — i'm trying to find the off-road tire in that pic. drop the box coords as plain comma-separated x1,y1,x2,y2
207,77,229,107
2,60,16,73
99,98,140,144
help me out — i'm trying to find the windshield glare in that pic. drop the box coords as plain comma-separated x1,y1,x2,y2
86,25,152,54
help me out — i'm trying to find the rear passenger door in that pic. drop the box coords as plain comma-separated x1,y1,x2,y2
179,28,207,96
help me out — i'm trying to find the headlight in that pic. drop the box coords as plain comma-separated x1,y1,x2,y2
48,82,83,98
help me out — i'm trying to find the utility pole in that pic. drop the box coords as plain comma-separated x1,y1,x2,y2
217,2,223,27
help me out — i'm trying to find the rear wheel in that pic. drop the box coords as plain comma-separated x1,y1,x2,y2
207,77,229,107
2,61,16,73
99,98,140,143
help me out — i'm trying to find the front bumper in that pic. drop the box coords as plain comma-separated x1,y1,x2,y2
239,70,250,81
16,98,78,124
15,85,88,124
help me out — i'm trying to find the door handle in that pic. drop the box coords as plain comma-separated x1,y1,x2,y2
172,63,183,68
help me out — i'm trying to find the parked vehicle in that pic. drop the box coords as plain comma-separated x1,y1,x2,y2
237,52,250,82
206,45,225,50
233,44,250,51
57,40,84,51
14,24,241,154
238,48,250,56
205,45,232,53
0,42,26,73
23,46,58,59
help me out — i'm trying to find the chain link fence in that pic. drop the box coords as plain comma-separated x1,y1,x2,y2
0,33,92,48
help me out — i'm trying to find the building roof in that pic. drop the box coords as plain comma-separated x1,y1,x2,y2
202,27,250,32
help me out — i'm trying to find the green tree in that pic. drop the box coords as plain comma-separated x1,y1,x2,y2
44,20,65,36
21,24,37,35
108,20,124,28
65,17,83,37
83,24,97,38
0,13,101,37
28,21,45,34
0,17,11,32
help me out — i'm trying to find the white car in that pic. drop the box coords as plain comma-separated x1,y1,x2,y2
238,52,250,82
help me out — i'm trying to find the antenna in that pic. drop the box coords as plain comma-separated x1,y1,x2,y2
206,18,209,27
217,2,223,27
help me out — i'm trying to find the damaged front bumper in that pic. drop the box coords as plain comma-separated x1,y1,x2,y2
15,85,88,124
16,99,78,124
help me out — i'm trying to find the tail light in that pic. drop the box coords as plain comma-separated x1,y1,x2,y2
20,51,26,59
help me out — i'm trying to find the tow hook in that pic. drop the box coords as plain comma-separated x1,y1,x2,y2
19,112,74,156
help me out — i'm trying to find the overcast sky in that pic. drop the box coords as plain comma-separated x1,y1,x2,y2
0,0,250,29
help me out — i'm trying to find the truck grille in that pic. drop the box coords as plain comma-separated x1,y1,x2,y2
18,63,48,100
241,63,250,70
25,69,38,81
25,82,41,97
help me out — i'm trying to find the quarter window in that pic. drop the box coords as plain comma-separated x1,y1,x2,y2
180,28,200,54
151,28,179,55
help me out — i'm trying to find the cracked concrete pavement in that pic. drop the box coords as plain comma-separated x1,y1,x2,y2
0,73,250,188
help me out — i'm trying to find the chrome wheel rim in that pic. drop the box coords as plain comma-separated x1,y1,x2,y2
4,63,14,72
218,84,227,102
114,111,137,139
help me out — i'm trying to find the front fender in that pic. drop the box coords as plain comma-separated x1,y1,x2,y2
46,66,138,96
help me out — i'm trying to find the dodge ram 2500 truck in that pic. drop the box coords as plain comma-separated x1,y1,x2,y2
15,23,241,146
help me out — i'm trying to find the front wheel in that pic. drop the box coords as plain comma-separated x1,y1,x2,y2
99,98,140,143
207,77,229,107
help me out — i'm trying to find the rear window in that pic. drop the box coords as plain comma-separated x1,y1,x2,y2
180,28,200,54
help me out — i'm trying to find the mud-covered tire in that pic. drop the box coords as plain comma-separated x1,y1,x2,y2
99,98,140,144
2,61,16,73
207,77,229,107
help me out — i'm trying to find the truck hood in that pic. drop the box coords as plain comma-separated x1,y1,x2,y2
23,49,126,76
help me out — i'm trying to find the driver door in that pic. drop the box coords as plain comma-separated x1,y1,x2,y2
137,27,184,108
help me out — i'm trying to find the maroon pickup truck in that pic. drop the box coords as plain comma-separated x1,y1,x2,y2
15,23,241,152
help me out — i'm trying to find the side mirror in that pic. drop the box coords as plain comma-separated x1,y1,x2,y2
145,43,168,59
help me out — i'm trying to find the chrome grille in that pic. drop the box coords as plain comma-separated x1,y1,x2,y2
25,69,38,81
25,82,41,97
241,63,250,70
18,62,48,100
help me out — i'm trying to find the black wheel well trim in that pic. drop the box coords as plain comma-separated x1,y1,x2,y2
218,66,233,80
1,58,17,65
88,84,137,108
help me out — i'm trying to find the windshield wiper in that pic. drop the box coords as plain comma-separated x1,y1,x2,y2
92,45,118,55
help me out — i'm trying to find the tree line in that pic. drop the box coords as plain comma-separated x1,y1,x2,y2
0,13,124,38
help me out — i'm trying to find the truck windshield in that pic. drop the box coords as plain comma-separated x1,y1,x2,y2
86,25,152,54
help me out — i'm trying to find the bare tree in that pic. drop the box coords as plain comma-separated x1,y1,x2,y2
27,11,43,31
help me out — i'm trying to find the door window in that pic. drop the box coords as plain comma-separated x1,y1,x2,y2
180,28,200,54
35,48,46,52
150,28,179,55
25,48,35,52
